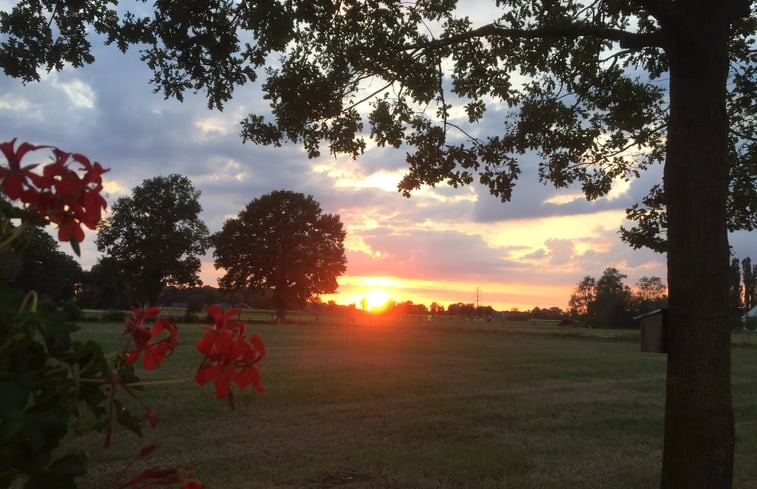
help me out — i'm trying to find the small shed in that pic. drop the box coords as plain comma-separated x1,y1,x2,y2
635,308,667,354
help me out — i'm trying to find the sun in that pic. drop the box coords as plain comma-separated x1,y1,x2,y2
361,289,392,312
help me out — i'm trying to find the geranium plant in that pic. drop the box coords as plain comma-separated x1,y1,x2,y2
0,139,265,489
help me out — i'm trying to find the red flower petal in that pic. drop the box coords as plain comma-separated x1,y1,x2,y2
213,376,230,399
195,366,221,386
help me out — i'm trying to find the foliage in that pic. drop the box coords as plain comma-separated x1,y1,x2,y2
0,224,83,302
568,276,596,320
631,276,668,312
742,257,756,311
730,258,744,315
60,300,82,321
569,269,666,328
213,190,347,322
77,256,136,310
1,140,264,489
1,2,752,247
96,174,210,305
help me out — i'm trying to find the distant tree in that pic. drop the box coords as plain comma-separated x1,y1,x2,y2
568,276,597,322
591,268,632,328
213,190,347,322
96,174,210,305
429,302,444,314
729,258,743,315
546,307,565,321
388,300,428,316
360,297,368,311
80,256,135,309
0,225,82,301
447,302,475,318
476,305,495,319
742,257,755,311
632,276,668,314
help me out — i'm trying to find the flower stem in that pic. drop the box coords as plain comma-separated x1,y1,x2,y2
17,290,38,314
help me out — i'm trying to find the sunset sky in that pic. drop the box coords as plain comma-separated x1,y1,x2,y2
1,5,754,311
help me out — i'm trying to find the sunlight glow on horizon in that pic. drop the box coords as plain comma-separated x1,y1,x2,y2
319,274,572,312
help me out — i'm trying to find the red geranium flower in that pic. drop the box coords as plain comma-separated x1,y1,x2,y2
0,138,45,200
195,306,265,404
1,138,109,247
122,306,178,370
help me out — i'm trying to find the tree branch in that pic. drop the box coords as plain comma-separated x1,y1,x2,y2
631,0,674,27
407,23,665,52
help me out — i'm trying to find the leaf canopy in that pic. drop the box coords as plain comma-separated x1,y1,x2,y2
212,190,347,315
95,174,210,304
3,0,752,250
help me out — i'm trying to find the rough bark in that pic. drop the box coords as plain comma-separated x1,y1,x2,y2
661,3,735,487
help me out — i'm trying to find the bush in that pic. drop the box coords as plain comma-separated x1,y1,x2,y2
60,300,82,321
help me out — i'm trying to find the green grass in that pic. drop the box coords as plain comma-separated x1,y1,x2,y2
70,319,757,489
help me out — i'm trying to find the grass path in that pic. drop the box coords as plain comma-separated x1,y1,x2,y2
73,320,757,488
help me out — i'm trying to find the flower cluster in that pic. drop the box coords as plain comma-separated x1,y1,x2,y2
196,305,266,407
122,306,179,370
0,138,107,246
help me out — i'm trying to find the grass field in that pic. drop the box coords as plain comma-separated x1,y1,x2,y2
71,317,757,489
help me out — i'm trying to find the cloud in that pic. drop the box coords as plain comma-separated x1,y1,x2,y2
1,37,754,311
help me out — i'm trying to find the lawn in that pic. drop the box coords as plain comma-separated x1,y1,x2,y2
72,318,757,489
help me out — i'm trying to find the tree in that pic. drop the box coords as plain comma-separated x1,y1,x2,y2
632,275,668,314
3,1,754,486
743,257,755,311
96,174,210,305
729,258,743,316
0,225,82,301
591,268,632,328
568,275,596,322
212,190,347,322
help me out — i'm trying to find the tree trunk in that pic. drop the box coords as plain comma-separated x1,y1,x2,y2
661,4,734,488
273,291,287,323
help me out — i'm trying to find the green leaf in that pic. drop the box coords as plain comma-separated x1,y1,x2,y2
68,239,81,257
114,399,142,437
49,453,87,478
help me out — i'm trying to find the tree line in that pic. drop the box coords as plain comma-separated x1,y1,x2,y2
1,176,347,322
568,268,668,328
729,256,757,316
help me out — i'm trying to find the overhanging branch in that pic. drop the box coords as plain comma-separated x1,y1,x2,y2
407,23,665,52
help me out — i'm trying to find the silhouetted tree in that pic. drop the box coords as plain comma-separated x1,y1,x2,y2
213,190,347,322
730,258,743,315
742,257,755,311
96,174,210,305
632,276,668,315
80,257,135,309
591,268,632,328
0,225,82,301
568,276,596,322
446,302,475,318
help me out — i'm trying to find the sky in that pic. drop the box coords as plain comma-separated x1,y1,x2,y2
1,8,754,312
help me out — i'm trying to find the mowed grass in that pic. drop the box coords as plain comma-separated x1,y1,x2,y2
72,318,757,489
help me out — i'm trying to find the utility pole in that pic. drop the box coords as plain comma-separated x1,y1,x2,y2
475,287,480,309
